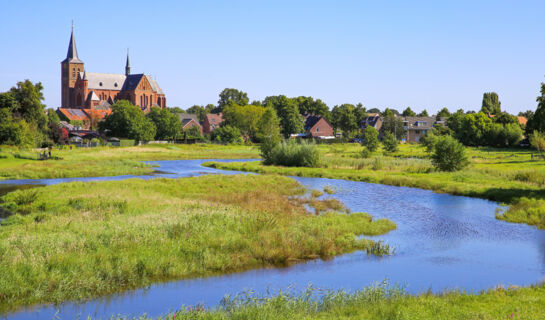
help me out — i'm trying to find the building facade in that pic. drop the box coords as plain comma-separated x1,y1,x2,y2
60,27,166,112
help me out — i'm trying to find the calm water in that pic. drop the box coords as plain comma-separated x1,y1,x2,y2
1,159,544,320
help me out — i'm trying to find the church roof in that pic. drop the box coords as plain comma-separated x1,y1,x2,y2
62,28,83,64
147,77,164,95
122,74,144,91
84,72,126,90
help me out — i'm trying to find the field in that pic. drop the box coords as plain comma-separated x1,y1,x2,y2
205,143,545,229
0,144,259,180
0,174,395,314
113,283,545,320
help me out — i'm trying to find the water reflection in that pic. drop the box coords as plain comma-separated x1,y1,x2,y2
2,159,545,320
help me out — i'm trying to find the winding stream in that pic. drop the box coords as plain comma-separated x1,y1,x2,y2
1,159,544,319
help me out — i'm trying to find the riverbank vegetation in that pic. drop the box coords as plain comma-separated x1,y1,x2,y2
0,144,259,180
0,174,395,314
205,143,545,229
105,282,545,319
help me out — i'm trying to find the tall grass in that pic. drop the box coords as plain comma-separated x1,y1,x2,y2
267,140,320,167
105,282,545,319
0,174,395,314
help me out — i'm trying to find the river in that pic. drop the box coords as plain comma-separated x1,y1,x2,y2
1,159,544,319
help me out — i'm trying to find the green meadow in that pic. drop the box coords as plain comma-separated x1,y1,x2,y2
0,174,394,313
0,144,259,180
205,143,545,229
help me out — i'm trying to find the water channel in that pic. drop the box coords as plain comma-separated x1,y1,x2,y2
1,159,544,319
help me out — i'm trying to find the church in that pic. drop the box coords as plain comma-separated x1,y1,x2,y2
60,27,166,113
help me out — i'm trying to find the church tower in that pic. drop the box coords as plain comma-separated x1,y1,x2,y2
61,24,84,107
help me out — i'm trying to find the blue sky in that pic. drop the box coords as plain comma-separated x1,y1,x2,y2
1,0,544,114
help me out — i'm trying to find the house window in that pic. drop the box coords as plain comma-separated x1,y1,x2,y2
316,127,319,132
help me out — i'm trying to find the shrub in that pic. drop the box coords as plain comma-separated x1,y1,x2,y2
420,131,438,153
431,135,469,171
363,126,379,152
268,140,320,167
212,125,243,144
530,130,545,155
360,147,371,158
382,132,398,153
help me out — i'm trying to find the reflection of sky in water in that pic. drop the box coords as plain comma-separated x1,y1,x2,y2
2,160,545,320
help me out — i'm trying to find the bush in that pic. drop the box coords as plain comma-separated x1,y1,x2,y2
431,135,469,171
420,131,439,153
363,126,379,152
382,132,398,153
360,147,371,158
212,125,243,144
530,130,545,155
268,140,320,167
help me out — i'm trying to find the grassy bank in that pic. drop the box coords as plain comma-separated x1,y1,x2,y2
107,283,545,319
0,144,259,180
0,174,395,314
204,144,545,229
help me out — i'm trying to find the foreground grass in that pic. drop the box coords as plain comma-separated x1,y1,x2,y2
0,144,259,180
0,174,394,314
109,283,545,320
205,143,545,229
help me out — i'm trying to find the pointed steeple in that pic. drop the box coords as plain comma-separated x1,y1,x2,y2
125,48,131,76
62,22,83,63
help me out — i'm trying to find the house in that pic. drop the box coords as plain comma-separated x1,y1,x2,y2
403,116,436,143
304,115,334,138
179,114,202,134
361,113,383,131
202,113,224,134
517,116,528,127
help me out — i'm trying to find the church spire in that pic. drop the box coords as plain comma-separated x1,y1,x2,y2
125,48,131,76
63,21,83,63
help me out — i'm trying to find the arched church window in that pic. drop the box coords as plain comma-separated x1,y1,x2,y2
72,68,75,77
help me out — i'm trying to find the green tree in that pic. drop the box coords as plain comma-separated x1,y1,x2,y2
183,125,202,139
9,80,47,131
169,106,185,114
222,104,266,141
263,95,304,137
518,110,534,120
402,107,416,117
294,96,331,121
0,108,34,146
363,126,379,152
257,107,282,164
431,135,469,171
211,125,242,143
146,107,181,140
481,92,501,115
526,82,545,134
437,107,451,118
367,108,381,114
530,130,545,156
381,115,405,140
420,131,439,153
217,88,249,113
46,109,60,125
100,100,156,141
382,131,398,153
354,103,367,128
417,109,429,117
493,112,518,125
0,92,20,112
331,104,358,138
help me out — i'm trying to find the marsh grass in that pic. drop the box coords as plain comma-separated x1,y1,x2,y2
0,144,259,180
0,174,395,314
107,282,545,320
205,144,545,229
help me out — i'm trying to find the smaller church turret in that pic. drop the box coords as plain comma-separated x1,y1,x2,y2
125,49,131,76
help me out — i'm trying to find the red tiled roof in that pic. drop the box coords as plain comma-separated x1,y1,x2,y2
57,108,89,121
83,108,112,120
205,113,223,124
517,116,527,126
